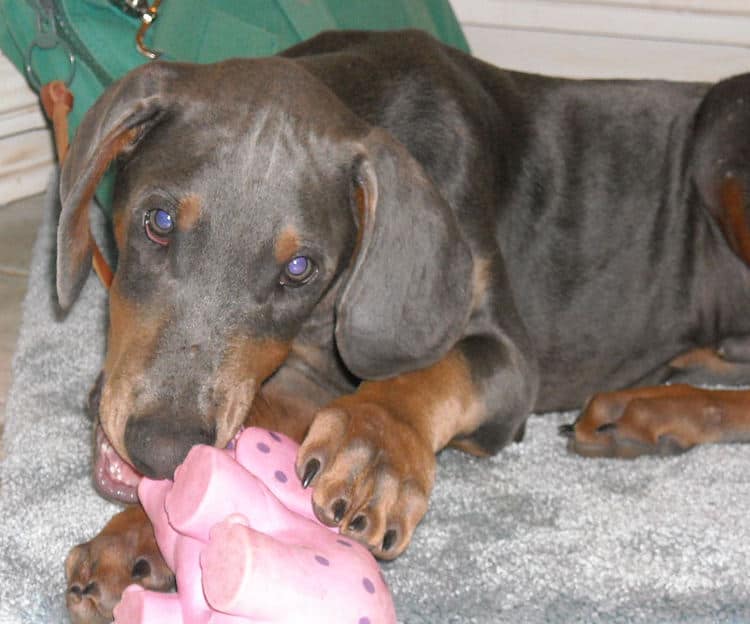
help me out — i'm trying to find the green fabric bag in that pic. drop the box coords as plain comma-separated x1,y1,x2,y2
0,0,468,210
1,0,469,139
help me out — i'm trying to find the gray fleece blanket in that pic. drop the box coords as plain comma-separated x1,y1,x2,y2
2,176,750,623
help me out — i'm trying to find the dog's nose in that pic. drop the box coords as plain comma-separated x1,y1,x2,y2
124,416,216,479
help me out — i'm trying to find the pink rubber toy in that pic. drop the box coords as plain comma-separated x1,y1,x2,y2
112,427,397,624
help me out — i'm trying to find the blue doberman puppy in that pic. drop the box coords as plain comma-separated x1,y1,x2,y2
63,30,750,623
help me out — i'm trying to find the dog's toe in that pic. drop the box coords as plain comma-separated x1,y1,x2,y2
65,506,174,624
297,403,434,559
65,544,117,624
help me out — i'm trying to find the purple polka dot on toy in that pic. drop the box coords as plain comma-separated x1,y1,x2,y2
359,618,371,624
256,442,270,454
269,431,282,442
315,555,330,566
362,578,375,594
274,470,288,483
337,539,352,547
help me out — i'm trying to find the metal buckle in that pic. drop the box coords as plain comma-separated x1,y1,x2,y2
135,0,162,60
24,4,76,91
113,0,163,59
109,0,162,59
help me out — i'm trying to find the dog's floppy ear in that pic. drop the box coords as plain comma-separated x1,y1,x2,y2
335,128,473,380
57,62,175,310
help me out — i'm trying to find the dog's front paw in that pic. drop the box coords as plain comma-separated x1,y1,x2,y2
65,506,174,624
296,402,435,559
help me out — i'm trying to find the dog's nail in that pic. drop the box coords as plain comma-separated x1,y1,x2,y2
348,514,367,532
301,459,320,488
558,423,575,437
333,499,347,523
382,529,398,551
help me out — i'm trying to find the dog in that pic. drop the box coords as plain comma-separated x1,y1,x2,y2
62,29,750,623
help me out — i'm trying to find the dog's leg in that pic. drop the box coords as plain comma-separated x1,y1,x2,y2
566,344,750,458
566,74,750,460
65,505,173,624
295,335,536,559
565,383,750,458
664,345,750,386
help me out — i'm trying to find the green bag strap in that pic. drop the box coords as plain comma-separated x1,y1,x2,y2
401,1,469,52
277,0,469,53
277,0,337,42
149,0,288,63
151,0,468,63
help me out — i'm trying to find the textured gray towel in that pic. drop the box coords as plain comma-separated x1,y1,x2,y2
2,176,750,623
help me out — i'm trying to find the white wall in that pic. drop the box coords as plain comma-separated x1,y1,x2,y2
3,2,750,203
0,54,53,205
451,0,750,81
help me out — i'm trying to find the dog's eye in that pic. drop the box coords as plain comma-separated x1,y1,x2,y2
144,209,174,246
282,255,316,286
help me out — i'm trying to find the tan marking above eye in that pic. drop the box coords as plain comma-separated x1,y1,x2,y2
274,225,301,263
100,281,168,464
213,336,292,447
177,193,203,232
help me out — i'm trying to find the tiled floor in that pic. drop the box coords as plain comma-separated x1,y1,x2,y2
0,193,46,439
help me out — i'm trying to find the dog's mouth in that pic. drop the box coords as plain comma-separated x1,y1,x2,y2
93,425,142,503
92,423,246,503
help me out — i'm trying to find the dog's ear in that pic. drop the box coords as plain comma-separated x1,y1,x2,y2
335,128,473,380
57,62,175,310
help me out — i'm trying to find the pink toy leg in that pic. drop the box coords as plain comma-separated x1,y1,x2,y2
112,585,182,624
170,534,213,624
164,445,294,542
201,517,326,621
234,428,317,523
201,516,395,624
138,478,179,570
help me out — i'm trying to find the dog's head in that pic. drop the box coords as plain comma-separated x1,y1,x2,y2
58,59,472,500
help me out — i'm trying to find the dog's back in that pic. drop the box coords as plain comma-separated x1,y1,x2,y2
285,29,750,409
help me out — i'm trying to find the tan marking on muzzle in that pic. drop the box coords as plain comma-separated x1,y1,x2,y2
99,280,168,465
274,225,300,263
177,193,203,232
213,336,291,448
